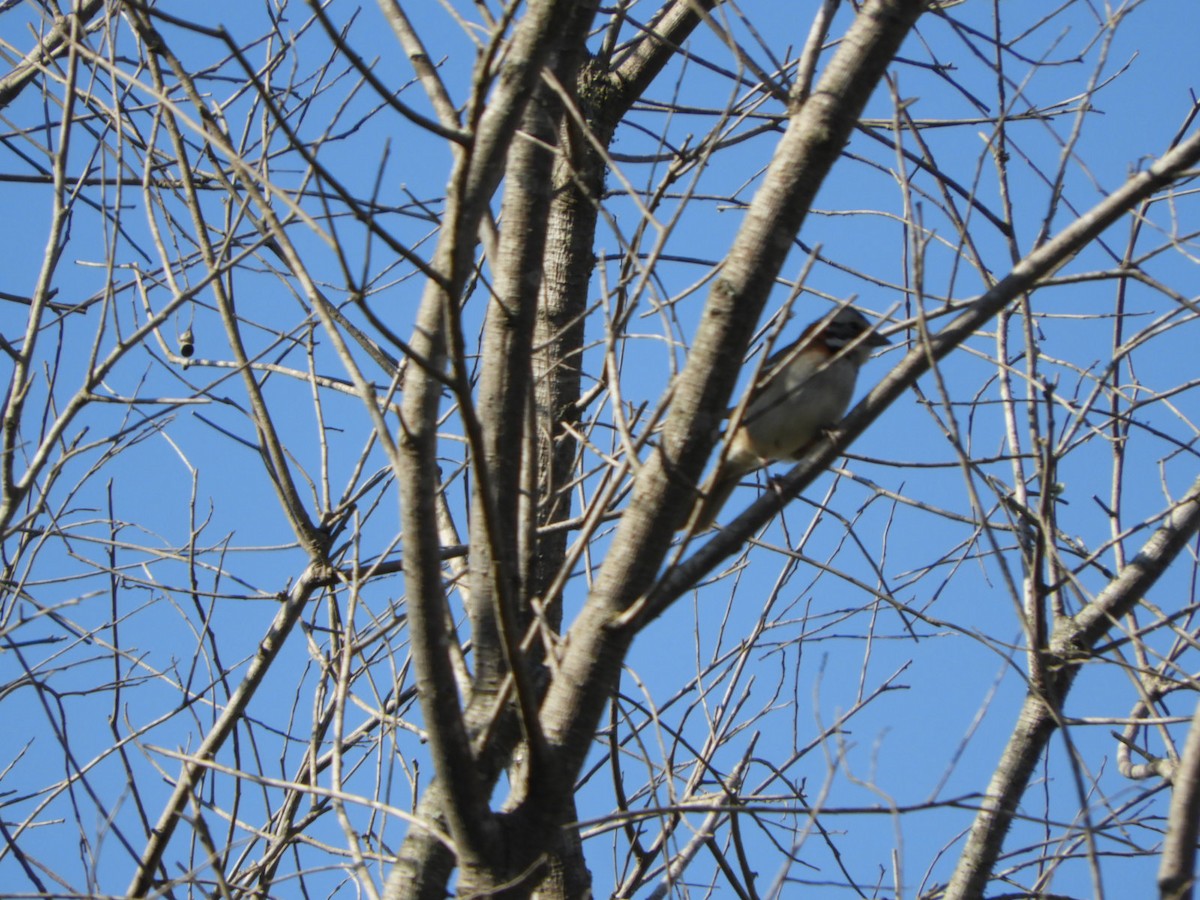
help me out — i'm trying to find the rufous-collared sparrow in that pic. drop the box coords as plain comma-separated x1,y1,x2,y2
688,306,890,530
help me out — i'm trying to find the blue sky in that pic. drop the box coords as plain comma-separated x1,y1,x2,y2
2,1,1200,897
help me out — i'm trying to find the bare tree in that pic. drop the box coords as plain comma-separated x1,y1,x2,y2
3,1,1200,897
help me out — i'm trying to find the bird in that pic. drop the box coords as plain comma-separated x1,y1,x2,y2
687,306,890,530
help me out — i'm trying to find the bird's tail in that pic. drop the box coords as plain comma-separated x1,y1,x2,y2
684,466,746,532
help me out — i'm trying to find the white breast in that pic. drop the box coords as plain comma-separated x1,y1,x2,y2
738,356,859,461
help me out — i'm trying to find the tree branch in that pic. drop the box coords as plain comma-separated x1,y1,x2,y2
528,0,930,797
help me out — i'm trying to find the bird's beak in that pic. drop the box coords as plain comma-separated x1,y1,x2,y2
867,330,891,347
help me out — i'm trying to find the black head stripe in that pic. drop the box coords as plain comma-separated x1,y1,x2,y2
822,314,869,349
